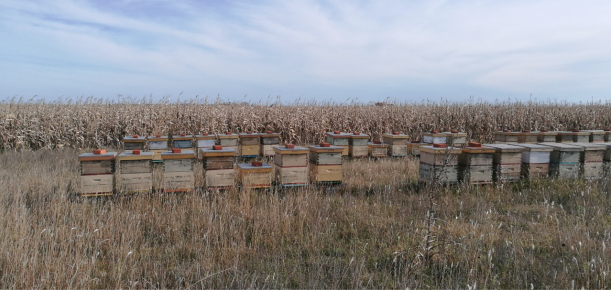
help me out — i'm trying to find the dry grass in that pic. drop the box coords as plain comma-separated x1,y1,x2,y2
0,149,609,288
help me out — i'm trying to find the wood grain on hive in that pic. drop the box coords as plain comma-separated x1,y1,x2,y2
200,146,236,190
382,132,408,157
78,149,117,196
418,144,461,185
423,131,447,144
407,140,427,156
148,134,168,161
494,130,520,143
172,134,194,149
517,130,539,143
161,149,195,193
581,130,605,143
556,130,589,143
237,161,273,189
217,132,239,155
442,130,467,146
325,131,351,156
117,150,153,194
459,142,494,184
123,135,146,150
605,129,611,142
349,132,369,158
239,132,261,158
515,143,553,179
569,142,606,180
195,133,216,159
260,131,281,157
484,144,524,182
368,141,388,158
537,130,558,143
539,142,582,179
274,144,308,187
309,143,343,184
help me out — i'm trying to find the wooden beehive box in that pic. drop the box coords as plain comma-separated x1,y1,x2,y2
260,131,282,157
368,141,388,158
407,140,427,156
515,143,553,179
200,145,236,189
239,132,261,157
325,131,351,156
195,133,216,160
494,130,520,143
423,131,447,144
117,150,153,194
78,149,117,196
459,142,494,184
556,130,589,143
148,134,168,161
161,149,195,192
537,130,558,143
540,142,581,179
309,143,343,184
443,130,467,146
484,144,524,182
123,135,146,150
349,132,369,158
517,130,539,143
569,142,606,179
382,132,408,157
237,161,273,189
418,144,461,185
582,130,605,143
605,143,611,162
217,132,239,155
172,134,194,149
605,129,611,142
274,144,309,187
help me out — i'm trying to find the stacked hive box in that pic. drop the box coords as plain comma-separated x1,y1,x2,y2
148,134,168,161
325,131,351,156
494,130,520,143
349,132,369,158
515,144,553,179
260,131,281,157
237,161,273,189
604,143,611,177
239,132,261,158
117,150,153,193
309,143,343,184
570,142,606,180
418,143,461,185
195,133,216,160
605,129,611,142
423,131,447,144
443,130,467,146
542,143,581,179
368,140,388,158
537,130,558,143
556,130,589,143
78,149,117,196
218,132,239,155
459,142,494,184
517,130,539,143
123,135,146,150
201,145,236,190
484,144,524,182
274,144,309,187
382,132,408,157
172,134,194,149
582,130,605,143
407,140,427,156
161,149,195,192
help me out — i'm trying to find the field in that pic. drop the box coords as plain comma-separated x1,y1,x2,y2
0,99,610,288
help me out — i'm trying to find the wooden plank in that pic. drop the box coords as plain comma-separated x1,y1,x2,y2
369,146,388,157
240,144,260,156
582,162,603,179
389,145,407,156
240,137,260,145
163,171,194,192
550,163,581,179
120,159,152,174
81,160,114,175
172,140,193,149
275,153,308,167
196,139,216,148
325,136,350,146
261,137,281,145
383,137,408,145
275,165,308,185
124,142,145,150
164,159,193,172
240,170,272,188
418,163,459,184
350,146,368,158
459,165,493,184
492,152,522,165
260,145,276,156
521,163,549,179
204,159,235,170
149,141,168,150
459,153,493,166
81,174,114,195
420,151,459,166
310,164,342,182
119,173,152,193
309,152,342,165
219,138,238,146
205,169,235,188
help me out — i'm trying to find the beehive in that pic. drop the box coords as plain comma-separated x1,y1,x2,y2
423,131,447,144
260,131,282,157
382,132,408,157
556,130,589,143
172,134,194,149
237,161,273,189
515,143,553,179
309,143,343,184
604,143,611,177
418,144,461,185
459,142,494,184
200,145,236,189
484,144,524,182
605,129,611,142
161,149,195,192
540,142,582,179
239,132,261,157
217,132,239,155
582,130,605,143
195,133,216,159
117,150,153,194
537,130,558,143
368,141,388,158
349,132,369,158
123,135,146,150
274,144,309,187
325,131,351,156
78,149,117,196
407,140,427,156
148,134,168,161
494,130,520,143
569,142,606,180
443,130,467,146
517,130,539,143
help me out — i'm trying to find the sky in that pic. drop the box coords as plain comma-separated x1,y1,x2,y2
0,0,610,103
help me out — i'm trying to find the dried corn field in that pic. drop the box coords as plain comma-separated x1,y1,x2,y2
0,97,609,150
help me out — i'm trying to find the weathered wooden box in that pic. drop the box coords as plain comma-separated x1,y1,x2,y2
78,149,117,196
540,142,581,179
148,134,168,161
605,143,611,162
556,131,589,143
309,143,343,184
382,132,408,157
195,133,216,159
605,129,611,142
459,143,494,184
368,141,388,158
325,131,351,156
418,144,461,185
123,135,146,150
239,132,261,157
117,150,153,193
172,134,194,149
494,131,520,143
570,142,606,179
517,130,539,143
119,173,153,193
217,132,239,155
238,161,273,189
442,130,467,146
407,141,427,156
161,149,195,192
275,166,308,186
260,132,281,157
273,144,309,186
81,175,114,197
418,163,459,185
349,132,369,158
423,131,447,144
484,144,524,182
537,130,558,143
580,130,605,143
205,169,235,189
201,144,237,189
515,143,553,179
81,160,115,175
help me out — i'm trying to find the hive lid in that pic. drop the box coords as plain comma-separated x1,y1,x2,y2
78,151,118,161
195,134,216,139
172,134,193,140
514,143,554,152
237,162,273,170
217,132,238,138
161,149,196,159
568,142,606,151
273,145,309,154
420,145,462,154
199,147,236,157
123,135,146,142
483,144,525,153
118,151,154,160
382,132,408,138
326,131,351,138
260,132,281,137
239,132,261,138
537,142,582,151
308,144,344,153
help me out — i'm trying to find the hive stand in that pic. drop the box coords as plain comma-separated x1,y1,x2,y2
148,134,169,162
309,143,343,185
349,132,369,158
325,131,351,156
537,130,558,143
569,142,606,180
123,135,146,151
217,132,239,155
382,132,408,157
459,142,494,185
237,161,273,189
368,140,388,158
260,131,282,157
161,149,195,193
484,144,524,183
274,144,309,187
539,142,582,179
515,143,553,179
117,150,153,194
172,134,194,149
556,130,589,143
195,133,216,160
200,145,236,190
78,149,117,196
418,143,461,185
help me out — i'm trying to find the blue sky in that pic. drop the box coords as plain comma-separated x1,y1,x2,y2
0,0,610,103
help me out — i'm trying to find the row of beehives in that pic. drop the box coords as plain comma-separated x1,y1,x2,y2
77,143,347,196
418,141,611,185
